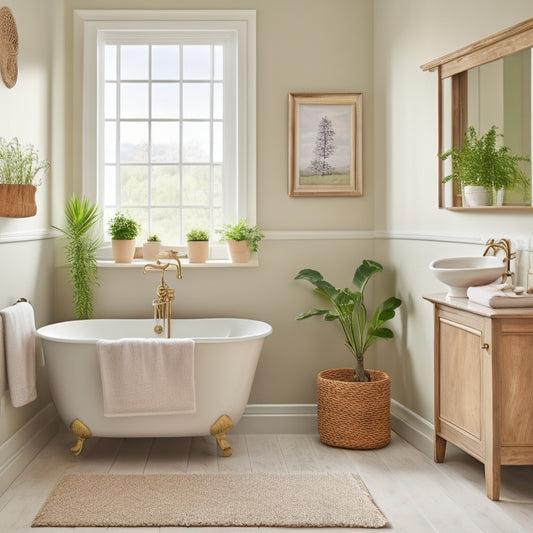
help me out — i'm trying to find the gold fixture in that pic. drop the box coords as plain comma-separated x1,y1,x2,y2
483,238,515,283
69,418,91,456
210,414,235,457
143,251,182,338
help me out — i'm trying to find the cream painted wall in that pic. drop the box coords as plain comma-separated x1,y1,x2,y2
373,0,533,422
56,0,376,406
0,0,60,446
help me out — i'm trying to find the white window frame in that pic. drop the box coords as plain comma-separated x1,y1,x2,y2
74,10,256,253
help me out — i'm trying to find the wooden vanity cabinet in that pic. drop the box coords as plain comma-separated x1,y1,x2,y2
424,294,533,500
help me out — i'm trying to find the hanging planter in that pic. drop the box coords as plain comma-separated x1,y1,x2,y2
0,137,49,218
0,184,37,217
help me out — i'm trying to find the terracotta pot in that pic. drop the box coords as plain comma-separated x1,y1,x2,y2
317,368,391,450
0,184,37,218
112,239,136,263
226,240,250,263
142,241,162,261
187,241,209,263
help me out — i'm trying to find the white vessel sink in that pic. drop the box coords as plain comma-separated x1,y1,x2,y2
429,256,506,298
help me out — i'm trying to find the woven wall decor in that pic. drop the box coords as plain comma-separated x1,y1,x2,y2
0,6,18,88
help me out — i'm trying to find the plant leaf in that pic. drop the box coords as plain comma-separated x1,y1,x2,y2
352,259,383,292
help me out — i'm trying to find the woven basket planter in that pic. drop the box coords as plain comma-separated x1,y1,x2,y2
317,368,391,450
0,184,37,217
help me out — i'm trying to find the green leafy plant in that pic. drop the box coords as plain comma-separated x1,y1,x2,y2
441,125,530,195
186,229,209,242
295,260,402,383
217,218,264,252
147,234,161,242
107,211,141,240
0,137,50,186
53,195,100,319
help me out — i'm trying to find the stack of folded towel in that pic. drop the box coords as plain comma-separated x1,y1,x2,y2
467,283,533,308
0,301,37,407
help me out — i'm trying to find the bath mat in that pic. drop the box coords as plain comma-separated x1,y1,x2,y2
32,472,387,528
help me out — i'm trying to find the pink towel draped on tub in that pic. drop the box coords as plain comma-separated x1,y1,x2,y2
0,301,37,407
97,338,196,417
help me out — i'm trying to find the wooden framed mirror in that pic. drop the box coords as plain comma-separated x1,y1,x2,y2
421,18,533,210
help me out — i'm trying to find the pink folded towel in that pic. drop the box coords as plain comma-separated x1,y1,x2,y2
97,337,196,417
0,301,37,407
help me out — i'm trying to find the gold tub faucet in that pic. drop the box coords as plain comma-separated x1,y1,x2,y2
143,251,182,337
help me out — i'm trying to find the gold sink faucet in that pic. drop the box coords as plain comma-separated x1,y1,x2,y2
483,238,515,283
143,250,182,337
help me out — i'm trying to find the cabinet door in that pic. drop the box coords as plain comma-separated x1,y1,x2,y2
438,316,483,439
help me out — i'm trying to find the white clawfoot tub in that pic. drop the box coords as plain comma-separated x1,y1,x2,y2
37,318,272,456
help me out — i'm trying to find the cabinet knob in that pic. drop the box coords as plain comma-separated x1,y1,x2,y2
481,343,490,350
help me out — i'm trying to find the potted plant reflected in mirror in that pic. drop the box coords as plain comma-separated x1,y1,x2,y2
217,219,264,263
186,229,209,263
108,212,141,263
53,195,100,319
143,234,162,261
0,137,50,217
441,125,530,207
295,260,402,450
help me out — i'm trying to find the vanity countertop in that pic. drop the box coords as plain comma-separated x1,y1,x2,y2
423,293,533,318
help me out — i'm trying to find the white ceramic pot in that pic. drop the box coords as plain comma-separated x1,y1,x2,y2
463,185,490,207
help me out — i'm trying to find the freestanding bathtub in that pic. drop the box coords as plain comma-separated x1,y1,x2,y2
37,318,272,456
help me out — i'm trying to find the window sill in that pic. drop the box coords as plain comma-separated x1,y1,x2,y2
96,257,259,268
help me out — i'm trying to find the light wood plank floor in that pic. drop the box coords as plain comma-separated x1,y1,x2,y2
0,430,532,532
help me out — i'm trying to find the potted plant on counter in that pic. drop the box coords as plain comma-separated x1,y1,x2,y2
441,125,530,207
186,229,209,263
0,136,50,217
108,211,141,263
143,234,162,261
295,259,402,449
53,195,100,319
217,218,264,263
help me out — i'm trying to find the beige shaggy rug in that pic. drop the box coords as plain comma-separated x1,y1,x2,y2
32,472,388,528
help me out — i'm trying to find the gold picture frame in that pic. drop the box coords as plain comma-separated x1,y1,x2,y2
288,93,362,197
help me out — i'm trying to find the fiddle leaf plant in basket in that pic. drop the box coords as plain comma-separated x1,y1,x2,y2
295,259,402,449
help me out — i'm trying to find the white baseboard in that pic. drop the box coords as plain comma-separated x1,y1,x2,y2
237,402,435,458
0,402,59,496
391,399,434,457
235,404,318,434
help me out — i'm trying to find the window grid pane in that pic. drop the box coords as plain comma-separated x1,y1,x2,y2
103,42,223,244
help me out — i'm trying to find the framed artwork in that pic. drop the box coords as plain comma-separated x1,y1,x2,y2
288,93,362,197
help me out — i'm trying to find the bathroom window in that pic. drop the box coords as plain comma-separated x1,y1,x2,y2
75,11,256,248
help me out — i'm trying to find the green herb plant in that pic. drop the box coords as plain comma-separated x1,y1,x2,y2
186,229,209,242
295,260,402,382
0,137,50,186
441,125,530,201
53,195,100,319
217,218,264,252
147,234,161,242
107,212,141,240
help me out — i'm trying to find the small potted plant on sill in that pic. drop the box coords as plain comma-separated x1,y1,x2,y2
143,234,162,261
53,195,100,319
295,259,402,450
217,218,264,263
0,137,50,217
186,229,209,263
441,125,530,207
107,211,141,263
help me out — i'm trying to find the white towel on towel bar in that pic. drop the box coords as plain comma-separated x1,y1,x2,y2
0,301,37,407
97,337,196,417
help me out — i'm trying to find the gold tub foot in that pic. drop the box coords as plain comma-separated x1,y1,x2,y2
69,418,92,456
210,414,234,457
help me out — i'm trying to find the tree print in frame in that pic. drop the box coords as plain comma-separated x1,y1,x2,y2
288,93,362,197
